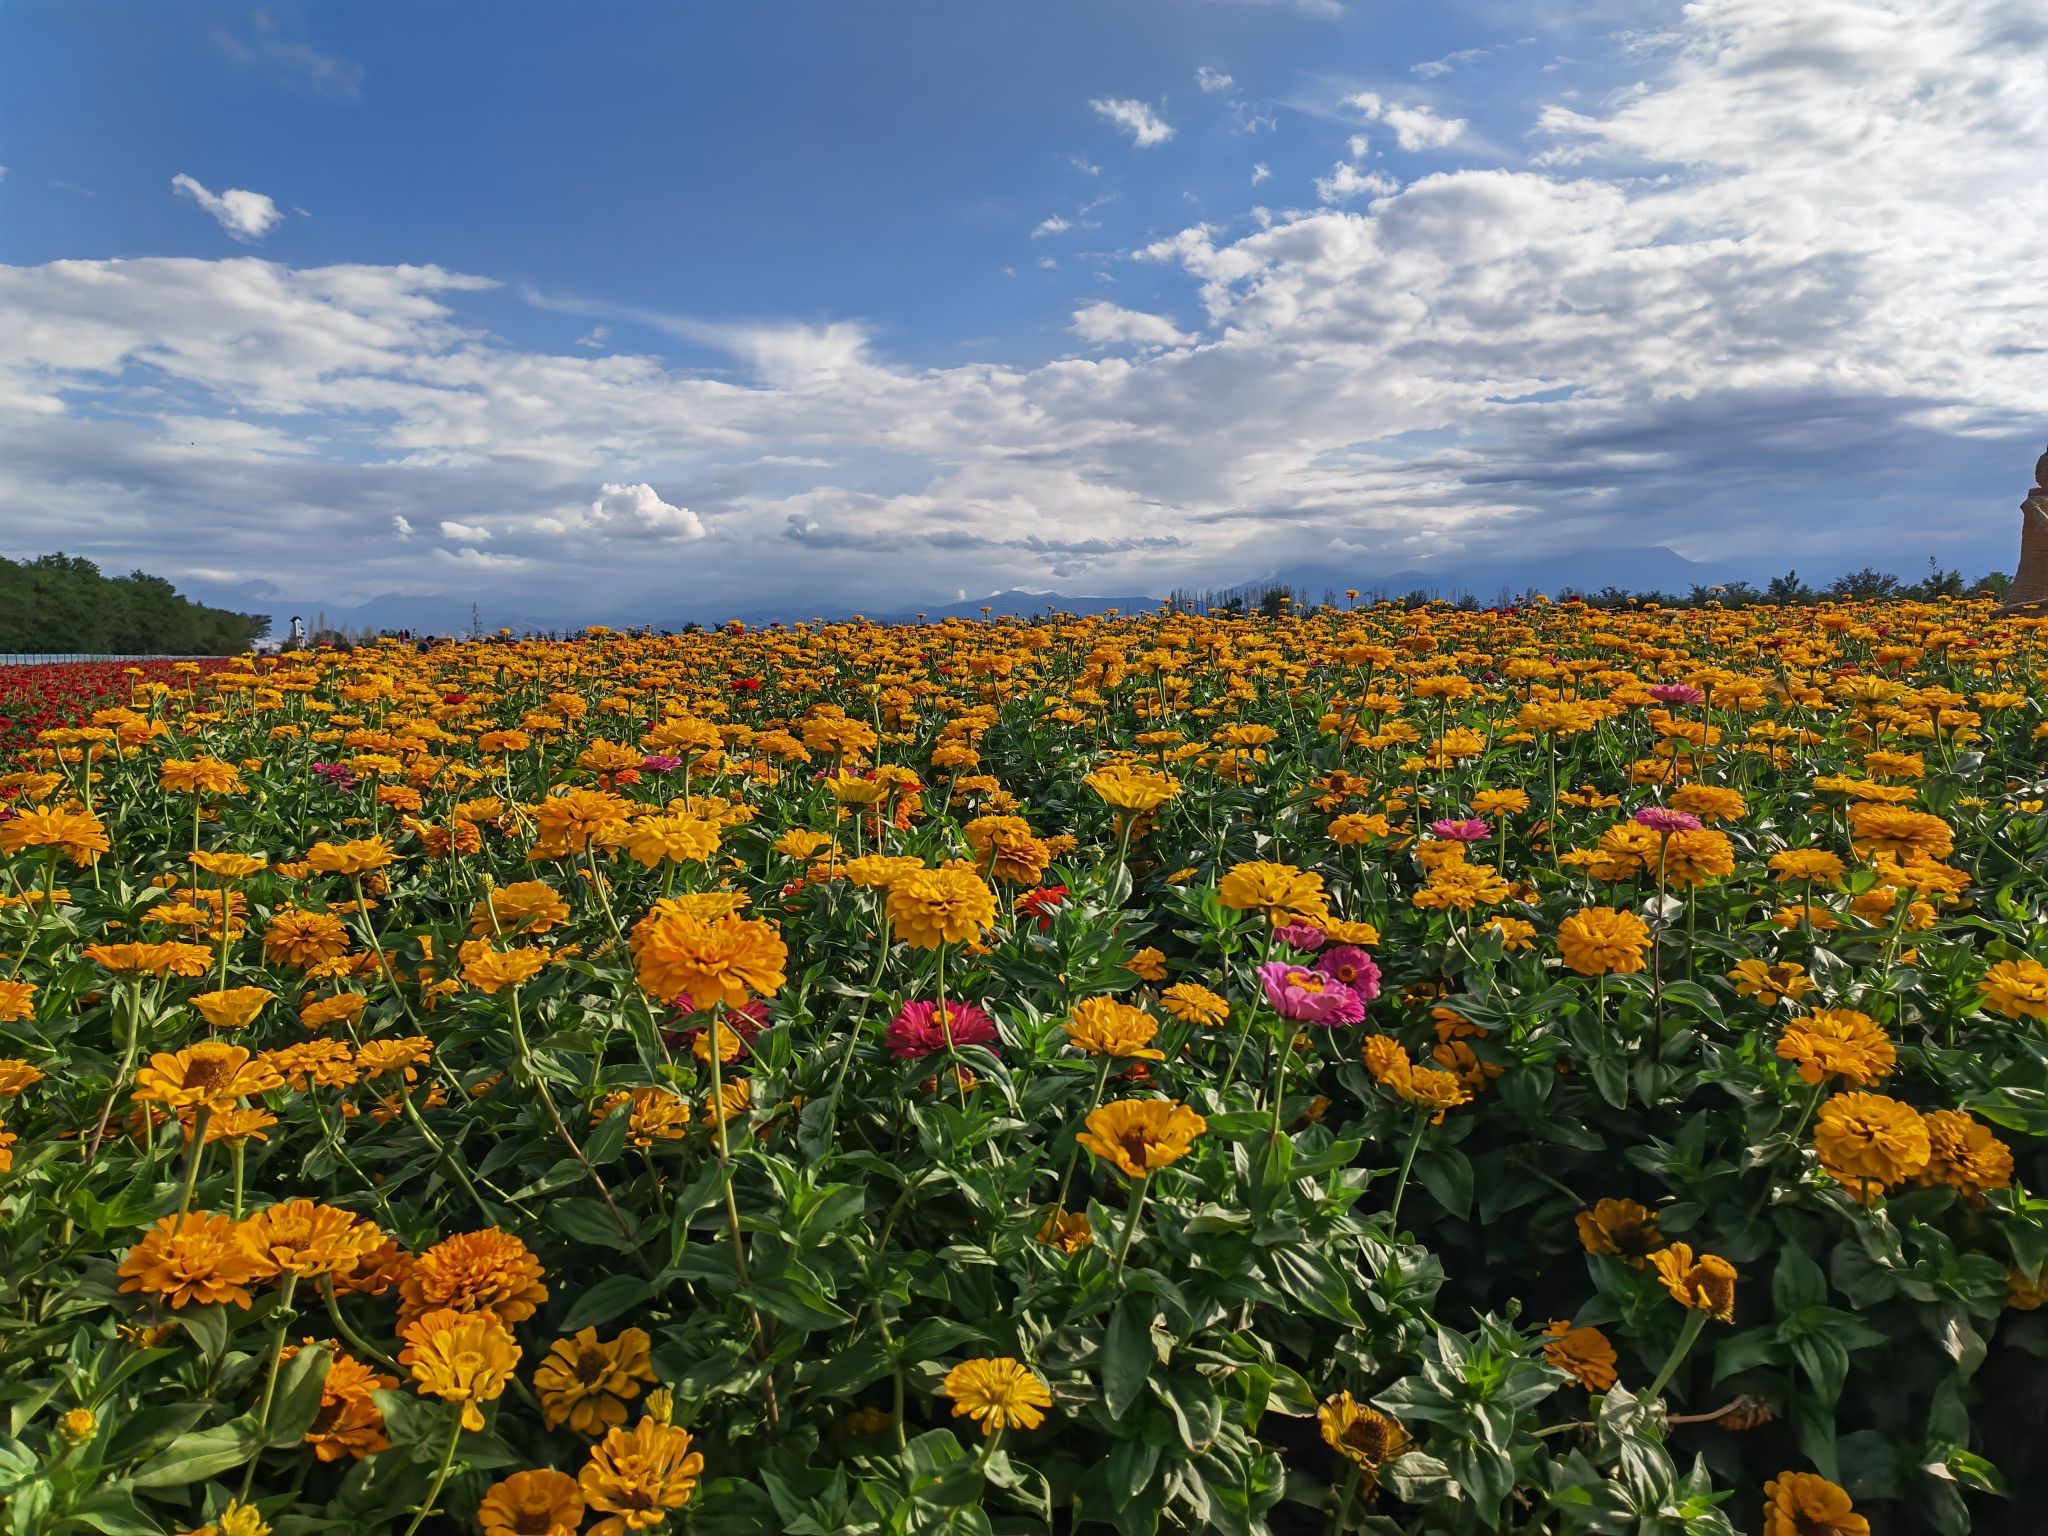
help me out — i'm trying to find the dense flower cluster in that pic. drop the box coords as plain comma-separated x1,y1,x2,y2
0,598,2040,1534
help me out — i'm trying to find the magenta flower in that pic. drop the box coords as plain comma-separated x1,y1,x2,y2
1633,806,1702,834
885,999,1000,1059
641,753,683,774
1430,817,1491,842
1648,683,1705,706
310,761,357,790
1256,961,1366,1025
1273,922,1328,952
1316,945,1382,1001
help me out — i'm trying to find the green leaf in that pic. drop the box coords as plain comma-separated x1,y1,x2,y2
1106,1436,1160,1512
173,1304,232,1364
582,1101,632,1167
1263,1247,1360,1324
551,1198,637,1251
264,1343,331,1447
126,1416,260,1488
1102,1301,1153,1420
744,1274,853,1331
1773,1244,1828,1315
895,1318,989,1364
1416,1146,1473,1221
561,1275,655,1333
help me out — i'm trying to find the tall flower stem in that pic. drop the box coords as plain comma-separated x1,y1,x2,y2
705,1005,781,1433
176,1105,212,1216
1326,1465,1363,1536
1386,1112,1428,1232
1265,1024,1302,1142
1052,1056,1114,1212
1645,1309,1708,1402
320,1275,401,1375
506,982,641,1258
86,981,147,1162
399,1413,466,1536
1111,1173,1150,1276
818,911,891,1142
239,1272,301,1497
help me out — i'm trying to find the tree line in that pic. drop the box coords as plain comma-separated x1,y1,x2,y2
1168,561,2011,617
0,554,271,655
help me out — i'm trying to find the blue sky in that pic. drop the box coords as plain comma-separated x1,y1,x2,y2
2,0,2044,625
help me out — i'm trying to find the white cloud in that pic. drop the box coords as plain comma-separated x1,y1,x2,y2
439,519,491,541
1071,301,1192,349
1347,134,1371,160
1069,155,1102,175
575,326,610,348
3,0,2045,615
1413,47,1490,80
391,515,414,539
1343,91,1467,151
171,175,284,242
1196,66,1234,93
1032,215,1072,237
1315,163,1398,202
1091,98,1174,147
213,13,364,101
1251,163,1271,185
588,482,705,541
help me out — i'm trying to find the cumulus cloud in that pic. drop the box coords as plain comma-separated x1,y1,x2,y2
1315,163,1398,203
171,175,284,241
2,0,2043,616
1196,66,1234,93
1091,98,1174,147
1344,91,1467,151
439,519,491,541
391,516,414,539
587,482,705,540
1031,215,1072,237
1071,301,1192,349
1252,162,1271,184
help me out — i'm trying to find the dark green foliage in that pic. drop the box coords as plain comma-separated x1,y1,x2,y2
0,553,269,655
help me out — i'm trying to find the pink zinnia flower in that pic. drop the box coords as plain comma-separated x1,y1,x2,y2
1315,945,1381,1001
1273,922,1327,952
1633,806,1702,834
1256,961,1366,1025
641,753,683,774
885,999,1000,1059
1648,683,1705,705
1430,817,1491,842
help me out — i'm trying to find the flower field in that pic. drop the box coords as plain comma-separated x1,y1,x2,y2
2,600,2046,1536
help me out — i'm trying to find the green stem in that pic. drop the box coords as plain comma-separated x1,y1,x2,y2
1053,1056,1115,1211
1111,1174,1150,1276
399,1412,466,1536
176,1104,212,1216
321,1276,402,1375
1645,1309,1708,1403
239,1272,300,1497
1327,1464,1363,1535
86,981,147,1162
1386,1112,1428,1233
1266,1021,1301,1141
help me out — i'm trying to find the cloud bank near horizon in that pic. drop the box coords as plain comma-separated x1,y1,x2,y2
1,0,2044,618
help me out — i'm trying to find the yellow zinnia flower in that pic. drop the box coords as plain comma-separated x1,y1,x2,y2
403,1308,519,1431
1075,1098,1207,1178
941,1356,1052,1435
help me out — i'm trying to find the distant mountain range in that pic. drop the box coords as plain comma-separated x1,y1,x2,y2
179,546,1775,640
1223,546,1731,606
